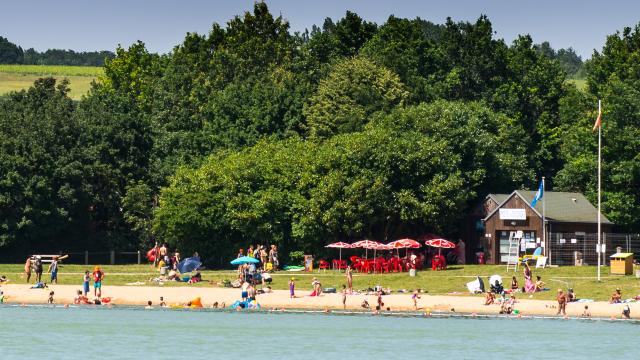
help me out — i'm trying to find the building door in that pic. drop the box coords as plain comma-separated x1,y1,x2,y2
497,230,536,263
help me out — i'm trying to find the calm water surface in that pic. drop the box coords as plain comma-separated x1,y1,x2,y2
1,305,636,359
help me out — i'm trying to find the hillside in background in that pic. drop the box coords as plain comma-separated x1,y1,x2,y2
0,65,101,99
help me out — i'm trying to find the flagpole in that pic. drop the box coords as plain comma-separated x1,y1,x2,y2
542,176,546,258
597,99,602,282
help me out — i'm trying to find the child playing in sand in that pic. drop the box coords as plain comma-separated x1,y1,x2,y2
48,291,55,304
361,298,370,309
485,291,495,305
581,305,591,317
412,290,421,310
289,277,295,298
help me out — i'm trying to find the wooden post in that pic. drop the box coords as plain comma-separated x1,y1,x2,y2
110,250,115,265
137,250,141,265
84,250,88,265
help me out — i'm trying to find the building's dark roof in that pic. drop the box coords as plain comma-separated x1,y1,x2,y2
485,190,613,224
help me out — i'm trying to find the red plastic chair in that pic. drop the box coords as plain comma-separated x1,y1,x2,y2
319,259,329,272
337,260,347,270
390,258,401,272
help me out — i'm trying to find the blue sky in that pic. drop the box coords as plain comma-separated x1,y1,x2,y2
1,0,638,58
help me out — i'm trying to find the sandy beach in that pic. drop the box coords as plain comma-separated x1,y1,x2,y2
1,283,636,319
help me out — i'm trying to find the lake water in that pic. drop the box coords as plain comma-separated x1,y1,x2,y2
1,305,637,359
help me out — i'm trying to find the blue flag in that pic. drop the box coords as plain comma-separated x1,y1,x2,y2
531,181,544,208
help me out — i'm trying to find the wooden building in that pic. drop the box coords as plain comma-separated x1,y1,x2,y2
462,190,613,264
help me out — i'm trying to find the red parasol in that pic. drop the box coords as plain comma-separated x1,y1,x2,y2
387,238,422,249
325,242,353,249
352,240,383,259
421,234,456,256
325,242,353,267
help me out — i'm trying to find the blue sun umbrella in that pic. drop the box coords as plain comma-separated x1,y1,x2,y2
178,257,202,273
230,256,260,266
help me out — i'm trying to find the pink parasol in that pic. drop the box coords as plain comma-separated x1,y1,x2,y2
325,242,352,267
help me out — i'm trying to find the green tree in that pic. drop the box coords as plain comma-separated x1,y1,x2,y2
361,16,445,102
304,56,408,138
0,78,88,252
556,23,640,231
0,36,23,64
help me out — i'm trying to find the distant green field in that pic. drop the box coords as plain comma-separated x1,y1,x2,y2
568,78,587,91
0,65,102,100
0,64,103,76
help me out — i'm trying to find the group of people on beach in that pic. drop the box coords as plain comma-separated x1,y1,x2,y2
70,266,105,305
238,244,279,271
24,256,60,285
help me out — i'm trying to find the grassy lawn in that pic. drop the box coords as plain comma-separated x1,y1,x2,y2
0,65,102,100
1,263,637,301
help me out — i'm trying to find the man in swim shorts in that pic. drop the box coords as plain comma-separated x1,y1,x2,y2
93,266,104,298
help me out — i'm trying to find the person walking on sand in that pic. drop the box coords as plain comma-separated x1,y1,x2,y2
556,289,567,316
345,265,353,294
24,256,32,283
93,266,104,298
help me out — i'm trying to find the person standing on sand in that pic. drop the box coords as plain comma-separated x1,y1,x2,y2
83,271,90,297
93,266,104,298
289,277,295,298
24,257,32,283
34,256,43,283
342,285,347,309
556,289,567,316
48,256,59,284
412,290,421,310
345,265,353,294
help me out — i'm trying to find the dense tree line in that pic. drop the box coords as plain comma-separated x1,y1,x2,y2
0,3,638,263
0,36,114,66
534,41,584,78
